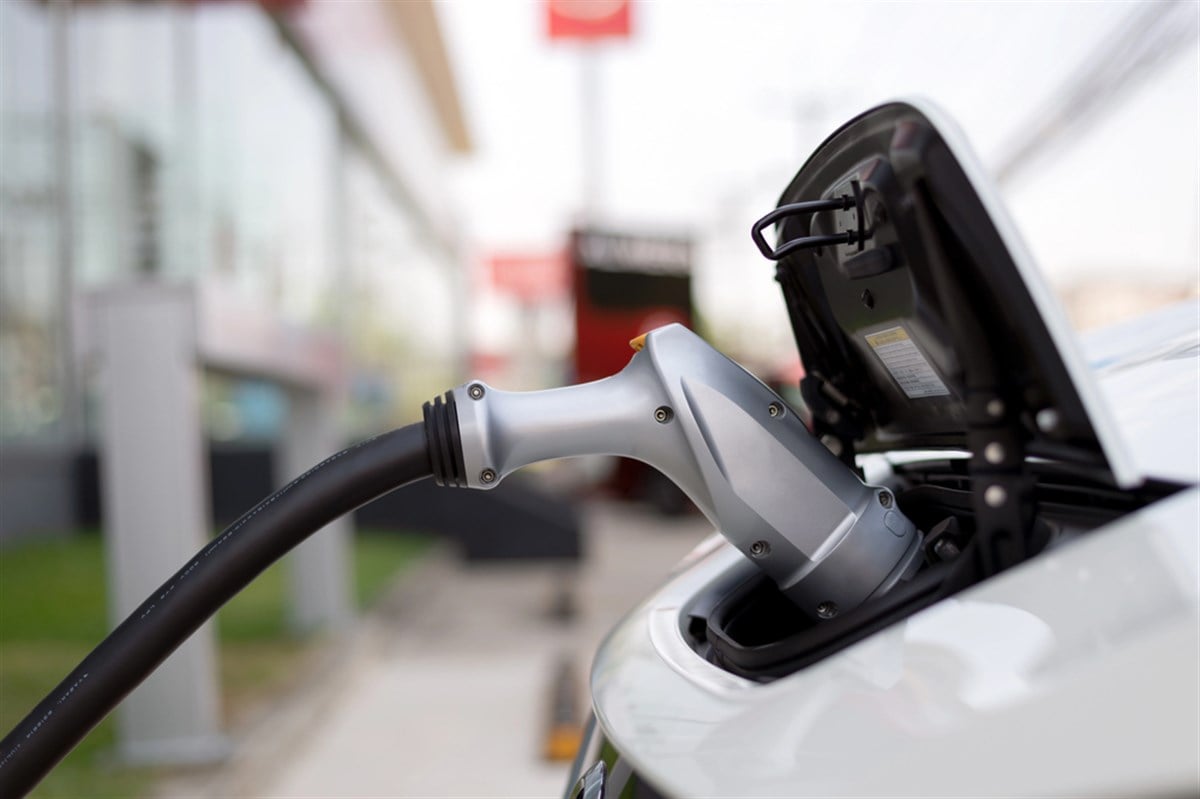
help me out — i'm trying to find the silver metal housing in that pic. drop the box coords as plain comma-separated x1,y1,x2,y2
451,324,922,619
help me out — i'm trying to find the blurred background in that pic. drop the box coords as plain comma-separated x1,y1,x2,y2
0,0,1197,796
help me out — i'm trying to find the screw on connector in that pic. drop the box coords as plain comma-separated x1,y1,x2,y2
768,402,784,418
984,484,1007,507
468,384,485,400
654,406,673,424
878,491,893,508
749,540,770,558
1036,407,1061,433
816,601,839,620
480,468,497,484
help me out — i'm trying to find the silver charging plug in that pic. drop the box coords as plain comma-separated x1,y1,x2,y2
425,324,922,620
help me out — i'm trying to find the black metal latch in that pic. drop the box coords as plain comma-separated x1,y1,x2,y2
751,180,870,261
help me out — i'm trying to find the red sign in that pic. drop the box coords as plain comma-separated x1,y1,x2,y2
486,252,570,303
546,0,631,41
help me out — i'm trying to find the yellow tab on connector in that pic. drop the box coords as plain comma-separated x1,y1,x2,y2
629,333,648,352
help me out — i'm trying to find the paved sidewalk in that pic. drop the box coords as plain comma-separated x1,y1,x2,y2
160,501,710,798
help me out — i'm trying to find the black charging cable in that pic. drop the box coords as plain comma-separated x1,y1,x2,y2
0,424,433,797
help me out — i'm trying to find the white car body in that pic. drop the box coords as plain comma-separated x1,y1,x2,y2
579,302,1198,799
569,100,1200,798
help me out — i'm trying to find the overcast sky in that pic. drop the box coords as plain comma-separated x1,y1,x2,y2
439,0,1199,353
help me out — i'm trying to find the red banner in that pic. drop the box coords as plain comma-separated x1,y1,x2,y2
487,252,570,303
546,0,631,41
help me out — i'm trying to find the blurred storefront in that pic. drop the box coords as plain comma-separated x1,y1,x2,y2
0,0,471,538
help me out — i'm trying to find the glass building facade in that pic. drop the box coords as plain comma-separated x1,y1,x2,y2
0,0,468,534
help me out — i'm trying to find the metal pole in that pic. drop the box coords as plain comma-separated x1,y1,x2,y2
94,287,227,765
51,0,79,445
171,1,198,279
580,45,601,219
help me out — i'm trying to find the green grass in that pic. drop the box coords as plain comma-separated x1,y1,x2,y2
0,535,111,644
0,528,430,798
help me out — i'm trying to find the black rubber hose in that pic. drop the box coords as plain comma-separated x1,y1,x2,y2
0,424,433,797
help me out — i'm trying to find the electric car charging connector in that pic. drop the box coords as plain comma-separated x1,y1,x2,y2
425,323,923,621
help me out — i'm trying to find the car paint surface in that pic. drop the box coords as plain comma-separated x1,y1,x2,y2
590,492,1198,797
587,314,1200,797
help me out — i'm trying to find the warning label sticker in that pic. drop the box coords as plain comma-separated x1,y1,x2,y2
864,326,950,399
